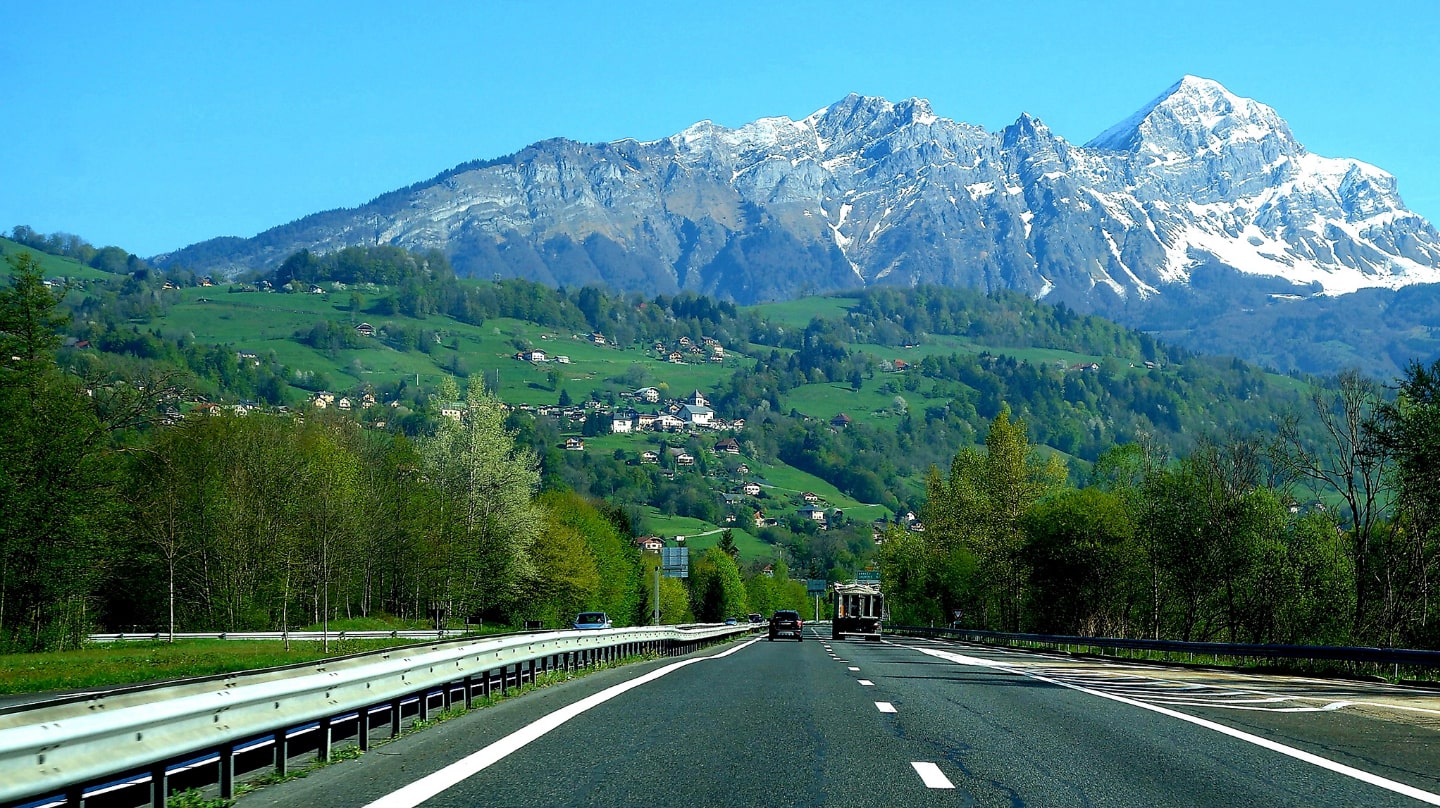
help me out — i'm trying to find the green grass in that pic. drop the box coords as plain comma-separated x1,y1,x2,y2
637,507,775,561
746,295,859,327
0,638,426,695
1,238,115,281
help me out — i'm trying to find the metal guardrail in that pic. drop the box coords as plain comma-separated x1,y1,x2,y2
87,630,472,643
1,624,750,808
888,625,1440,669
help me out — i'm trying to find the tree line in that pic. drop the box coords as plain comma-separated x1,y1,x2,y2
883,371,1440,649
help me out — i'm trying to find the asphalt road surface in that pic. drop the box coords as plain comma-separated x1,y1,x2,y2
242,626,1440,807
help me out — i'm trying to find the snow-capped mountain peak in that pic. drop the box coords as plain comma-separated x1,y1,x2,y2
1087,74,1297,157
164,78,1440,312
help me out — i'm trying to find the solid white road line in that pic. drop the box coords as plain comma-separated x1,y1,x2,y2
858,679,875,686
912,762,955,789
876,701,896,713
848,666,860,671
363,638,761,808
895,643,1440,805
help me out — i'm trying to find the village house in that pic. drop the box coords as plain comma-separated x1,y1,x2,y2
667,351,685,363
831,413,852,428
633,536,665,552
611,415,634,433
737,463,751,475
637,413,660,430
337,397,353,411
640,450,660,464
802,492,819,503
565,437,585,451
634,387,660,403
517,349,547,363
799,505,828,522
440,402,466,421
681,403,714,426
715,437,740,454
354,322,376,337
312,391,335,408
743,482,762,496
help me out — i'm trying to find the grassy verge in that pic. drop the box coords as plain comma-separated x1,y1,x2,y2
0,638,434,696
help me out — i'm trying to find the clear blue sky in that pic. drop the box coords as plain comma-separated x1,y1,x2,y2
4,0,1437,258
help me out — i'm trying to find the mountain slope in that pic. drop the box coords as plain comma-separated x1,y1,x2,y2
158,77,1440,315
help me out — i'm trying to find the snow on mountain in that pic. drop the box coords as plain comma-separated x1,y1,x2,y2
161,78,1440,307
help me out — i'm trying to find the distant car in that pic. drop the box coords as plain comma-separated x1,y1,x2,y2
768,610,803,641
747,613,764,624
724,617,738,625
572,611,612,629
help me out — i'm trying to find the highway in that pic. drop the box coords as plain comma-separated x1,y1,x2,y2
241,625,1440,807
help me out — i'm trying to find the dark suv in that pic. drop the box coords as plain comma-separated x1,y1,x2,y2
768,610,804,641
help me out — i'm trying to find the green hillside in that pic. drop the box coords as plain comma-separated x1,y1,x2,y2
19,243,1332,568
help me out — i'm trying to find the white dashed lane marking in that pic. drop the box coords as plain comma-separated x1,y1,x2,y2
848,666,860,671
876,701,896,713
912,762,955,789
858,679,875,686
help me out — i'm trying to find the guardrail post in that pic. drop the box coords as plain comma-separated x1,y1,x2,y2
463,675,475,708
318,715,332,762
151,761,168,808
389,698,402,738
274,729,289,776
358,706,371,751
419,691,431,722
219,744,235,800
66,783,84,807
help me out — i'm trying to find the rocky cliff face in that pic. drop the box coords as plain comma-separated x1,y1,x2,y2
160,77,1440,309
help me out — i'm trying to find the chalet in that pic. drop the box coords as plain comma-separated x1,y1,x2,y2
354,322,376,337
637,413,660,429
802,492,819,503
656,413,686,431
799,506,828,522
737,463,751,475
753,510,766,528
518,349,547,363
681,404,714,426
633,536,665,552
310,285,325,295
312,391,335,409
1069,362,1101,373
555,355,570,364
634,387,661,403
667,351,684,363
360,392,377,407
565,437,585,451
200,276,215,287
591,332,608,345
892,359,909,371
193,402,222,416
611,415,634,434
731,419,745,431
337,397,353,411
761,564,774,578
678,336,692,347
743,482,762,496
722,493,745,505
715,437,740,454
830,413,852,427
440,402,466,421
708,354,725,363
640,450,660,464
675,451,695,466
